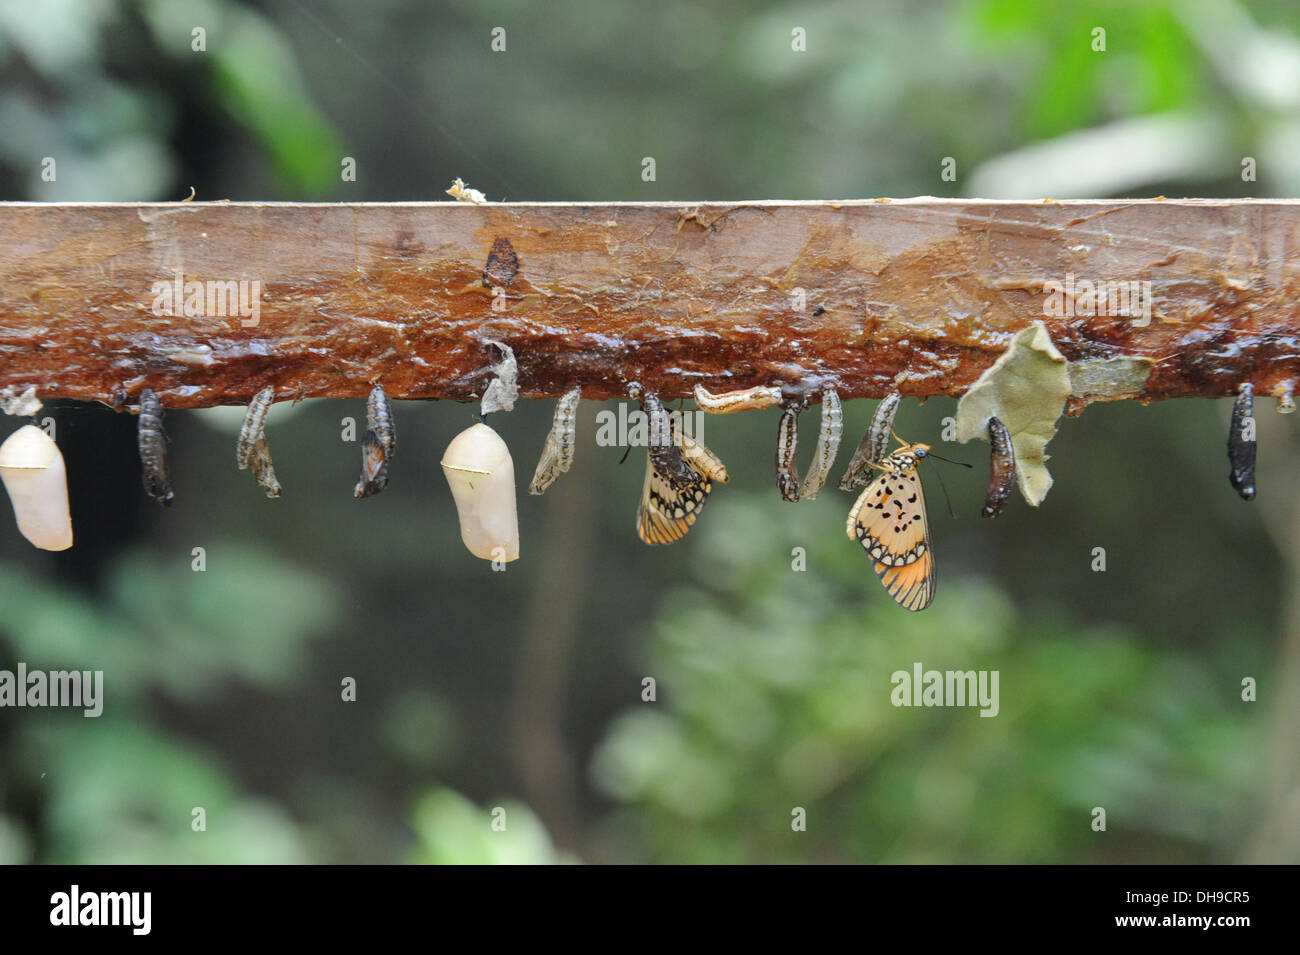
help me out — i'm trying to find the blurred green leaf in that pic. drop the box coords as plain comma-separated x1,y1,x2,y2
409,788,574,864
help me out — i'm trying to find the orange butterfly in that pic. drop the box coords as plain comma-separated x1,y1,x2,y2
846,440,935,611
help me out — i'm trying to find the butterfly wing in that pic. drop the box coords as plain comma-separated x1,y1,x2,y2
636,453,711,545
847,462,934,611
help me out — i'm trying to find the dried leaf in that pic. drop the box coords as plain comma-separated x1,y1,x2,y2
955,322,1070,506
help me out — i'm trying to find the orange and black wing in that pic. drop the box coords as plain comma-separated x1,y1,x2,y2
846,464,934,611
636,454,711,545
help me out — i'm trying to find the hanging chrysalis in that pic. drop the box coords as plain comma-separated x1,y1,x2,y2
529,387,580,495
775,402,801,502
636,393,712,545
248,436,281,499
839,390,901,491
982,416,1016,518
237,387,273,469
236,386,282,498
441,422,520,561
678,430,729,483
138,389,174,506
355,384,396,498
799,388,842,500
645,394,695,484
1228,383,1256,500
0,425,72,551
694,383,782,414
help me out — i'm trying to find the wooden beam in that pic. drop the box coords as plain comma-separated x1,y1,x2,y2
1,199,1297,409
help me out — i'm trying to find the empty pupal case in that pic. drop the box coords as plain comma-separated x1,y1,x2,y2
0,425,73,551
440,422,519,562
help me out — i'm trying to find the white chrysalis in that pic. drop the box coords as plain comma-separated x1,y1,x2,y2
0,425,72,551
799,388,842,500
441,422,520,562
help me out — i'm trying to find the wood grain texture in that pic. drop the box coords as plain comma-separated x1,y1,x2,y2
1,199,1298,409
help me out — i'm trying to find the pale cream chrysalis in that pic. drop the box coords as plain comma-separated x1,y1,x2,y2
0,425,72,551
440,422,520,562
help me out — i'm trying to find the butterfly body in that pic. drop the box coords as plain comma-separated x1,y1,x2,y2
846,441,934,611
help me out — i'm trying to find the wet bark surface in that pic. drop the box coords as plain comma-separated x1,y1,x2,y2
1,199,1297,410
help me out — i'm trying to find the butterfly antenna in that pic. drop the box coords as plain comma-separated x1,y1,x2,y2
928,458,958,520
928,451,972,469
618,446,632,465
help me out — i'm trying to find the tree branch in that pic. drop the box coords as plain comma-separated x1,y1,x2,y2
1,199,1296,409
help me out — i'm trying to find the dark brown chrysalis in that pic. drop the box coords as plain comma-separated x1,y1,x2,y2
137,388,174,506
775,402,801,502
1228,384,1256,501
354,384,396,498
982,416,1016,518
